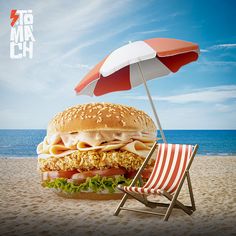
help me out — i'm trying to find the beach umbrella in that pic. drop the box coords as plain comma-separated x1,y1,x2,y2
74,38,199,143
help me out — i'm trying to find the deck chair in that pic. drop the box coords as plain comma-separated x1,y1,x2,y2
114,143,198,221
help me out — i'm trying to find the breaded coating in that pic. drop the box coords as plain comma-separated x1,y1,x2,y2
38,150,154,172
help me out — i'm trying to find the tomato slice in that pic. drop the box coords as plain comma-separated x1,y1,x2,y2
142,167,153,179
70,168,126,185
125,167,153,179
72,167,126,179
42,170,79,181
88,167,126,177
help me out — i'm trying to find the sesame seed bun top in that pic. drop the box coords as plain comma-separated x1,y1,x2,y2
47,103,156,138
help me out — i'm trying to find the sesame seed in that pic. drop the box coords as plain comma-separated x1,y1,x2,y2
121,120,126,126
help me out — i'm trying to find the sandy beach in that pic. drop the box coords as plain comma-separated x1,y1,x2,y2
1,156,236,236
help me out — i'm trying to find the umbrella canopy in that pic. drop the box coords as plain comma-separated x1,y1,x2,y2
75,38,199,96
74,38,199,143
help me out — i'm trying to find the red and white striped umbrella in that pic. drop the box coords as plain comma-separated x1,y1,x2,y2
75,38,199,142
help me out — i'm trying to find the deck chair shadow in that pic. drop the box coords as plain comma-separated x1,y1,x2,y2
114,143,198,221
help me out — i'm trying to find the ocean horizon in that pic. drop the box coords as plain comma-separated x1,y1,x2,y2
0,129,235,158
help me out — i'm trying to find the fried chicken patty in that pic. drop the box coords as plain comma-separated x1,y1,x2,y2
38,150,154,172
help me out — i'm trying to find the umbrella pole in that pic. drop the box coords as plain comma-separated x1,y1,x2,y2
137,63,167,143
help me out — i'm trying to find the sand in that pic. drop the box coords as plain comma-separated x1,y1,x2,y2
0,156,236,236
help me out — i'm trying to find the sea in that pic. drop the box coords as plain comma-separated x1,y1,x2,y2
0,129,235,158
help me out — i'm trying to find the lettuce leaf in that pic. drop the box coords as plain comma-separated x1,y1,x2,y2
42,175,133,194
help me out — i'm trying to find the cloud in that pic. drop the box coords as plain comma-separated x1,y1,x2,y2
214,103,234,112
63,63,92,70
134,29,168,35
198,43,236,68
200,49,209,53
0,1,235,129
56,22,136,62
123,85,236,104
157,105,236,129
200,43,236,54
201,43,236,54
0,0,138,94
210,43,236,49
197,61,236,66
146,11,185,24
0,0,149,129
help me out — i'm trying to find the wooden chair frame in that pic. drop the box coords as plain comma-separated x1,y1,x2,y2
114,143,198,221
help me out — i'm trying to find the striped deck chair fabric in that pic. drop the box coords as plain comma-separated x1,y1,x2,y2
114,143,198,221
121,144,193,195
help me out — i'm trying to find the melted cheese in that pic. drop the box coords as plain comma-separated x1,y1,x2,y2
49,131,156,147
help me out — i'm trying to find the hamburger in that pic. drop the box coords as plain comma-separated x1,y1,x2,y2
37,102,157,200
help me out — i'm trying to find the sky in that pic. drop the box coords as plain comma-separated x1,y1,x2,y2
0,0,235,129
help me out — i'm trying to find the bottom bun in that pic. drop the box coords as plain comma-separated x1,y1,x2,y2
53,189,125,200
